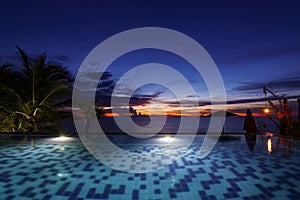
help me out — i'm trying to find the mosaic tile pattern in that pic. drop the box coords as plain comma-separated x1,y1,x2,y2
0,134,300,200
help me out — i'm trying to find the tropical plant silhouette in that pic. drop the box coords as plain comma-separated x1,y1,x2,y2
0,47,73,133
73,71,115,133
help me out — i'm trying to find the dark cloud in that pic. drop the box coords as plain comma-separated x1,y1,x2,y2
132,91,164,99
185,94,201,98
129,96,152,107
227,95,300,105
233,76,300,94
96,91,162,108
96,95,151,108
231,75,300,106
95,95,111,107
153,99,207,107
129,91,163,106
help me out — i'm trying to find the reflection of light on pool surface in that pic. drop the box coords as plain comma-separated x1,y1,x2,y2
57,172,69,177
54,146,65,150
267,137,272,154
157,136,175,143
49,136,74,142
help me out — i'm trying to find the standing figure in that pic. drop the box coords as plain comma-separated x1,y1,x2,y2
243,109,257,133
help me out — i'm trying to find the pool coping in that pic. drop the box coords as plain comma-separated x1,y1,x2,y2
1,131,299,140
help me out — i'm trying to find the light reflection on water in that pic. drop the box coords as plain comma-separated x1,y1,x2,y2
0,133,298,157
268,137,272,153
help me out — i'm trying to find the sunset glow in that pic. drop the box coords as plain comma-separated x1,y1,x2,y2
103,113,120,117
99,98,299,118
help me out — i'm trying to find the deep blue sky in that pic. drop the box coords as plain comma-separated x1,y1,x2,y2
1,0,300,115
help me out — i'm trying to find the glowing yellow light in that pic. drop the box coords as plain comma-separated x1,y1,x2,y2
104,112,120,117
51,136,72,142
267,138,272,154
263,108,270,114
159,136,175,143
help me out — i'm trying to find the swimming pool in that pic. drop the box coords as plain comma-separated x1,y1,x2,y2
0,134,299,200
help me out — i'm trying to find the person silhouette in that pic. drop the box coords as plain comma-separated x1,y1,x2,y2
243,109,257,133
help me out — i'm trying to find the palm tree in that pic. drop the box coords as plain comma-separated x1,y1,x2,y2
0,63,18,131
73,71,115,133
0,47,73,133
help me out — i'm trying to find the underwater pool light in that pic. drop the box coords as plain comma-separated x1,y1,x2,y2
50,136,73,142
158,136,175,143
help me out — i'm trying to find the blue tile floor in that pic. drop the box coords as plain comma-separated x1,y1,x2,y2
0,134,300,200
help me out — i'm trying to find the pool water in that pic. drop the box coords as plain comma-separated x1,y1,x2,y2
0,134,300,200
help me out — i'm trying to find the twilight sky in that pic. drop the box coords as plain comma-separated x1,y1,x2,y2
1,0,300,116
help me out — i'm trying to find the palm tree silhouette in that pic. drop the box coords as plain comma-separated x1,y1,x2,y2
0,47,73,133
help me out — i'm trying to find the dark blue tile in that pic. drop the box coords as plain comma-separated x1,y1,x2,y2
154,189,161,194
132,189,139,199
140,184,146,190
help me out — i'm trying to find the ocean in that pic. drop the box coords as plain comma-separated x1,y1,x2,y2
64,116,279,134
